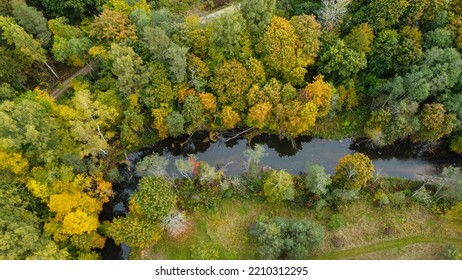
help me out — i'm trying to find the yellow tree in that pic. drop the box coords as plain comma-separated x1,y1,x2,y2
333,153,374,191
247,102,273,129
59,89,119,158
211,60,251,112
90,9,137,43
273,101,317,137
258,16,305,85
303,75,333,117
199,93,217,114
152,106,169,140
220,106,241,129
415,103,455,143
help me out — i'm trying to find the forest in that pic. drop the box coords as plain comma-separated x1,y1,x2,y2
1,0,462,260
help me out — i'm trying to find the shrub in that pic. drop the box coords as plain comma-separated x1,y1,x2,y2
191,241,219,260
327,214,345,231
162,211,189,238
249,216,324,259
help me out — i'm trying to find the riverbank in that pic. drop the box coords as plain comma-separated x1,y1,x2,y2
138,195,461,260
101,137,462,260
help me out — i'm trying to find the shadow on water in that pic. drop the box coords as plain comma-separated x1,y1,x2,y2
100,133,462,259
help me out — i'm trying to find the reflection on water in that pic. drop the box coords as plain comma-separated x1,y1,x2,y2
100,133,462,259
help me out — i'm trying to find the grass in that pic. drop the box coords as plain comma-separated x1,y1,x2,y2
148,198,315,259
144,195,462,260
311,237,462,260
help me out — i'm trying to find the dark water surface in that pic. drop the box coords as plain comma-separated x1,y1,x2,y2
99,133,462,259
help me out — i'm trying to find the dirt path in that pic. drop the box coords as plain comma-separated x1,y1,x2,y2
310,236,462,260
200,3,241,23
50,63,94,99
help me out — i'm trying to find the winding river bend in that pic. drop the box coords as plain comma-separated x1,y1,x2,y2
99,132,462,259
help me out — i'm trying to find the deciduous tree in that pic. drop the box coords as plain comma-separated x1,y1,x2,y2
263,170,295,203
333,153,374,191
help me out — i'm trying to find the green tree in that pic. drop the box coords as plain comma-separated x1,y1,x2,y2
305,163,332,196
165,43,188,83
48,18,92,67
319,39,367,81
141,26,170,60
141,63,175,109
136,154,169,178
206,11,246,61
105,214,163,249
263,170,295,203
38,0,105,23
249,217,324,259
165,111,185,137
120,109,145,150
0,186,69,260
108,43,145,96
349,0,409,31
182,94,204,132
241,0,276,41
11,0,51,46
0,16,46,64
344,23,374,54
0,95,70,165
0,82,19,101
131,176,177,221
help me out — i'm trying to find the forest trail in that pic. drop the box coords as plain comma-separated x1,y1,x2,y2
200,3,241,23
310,236,462,260
50,63,95,99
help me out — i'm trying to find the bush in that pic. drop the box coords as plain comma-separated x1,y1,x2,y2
389,191,406,208
162,211,189,238
249,216,324,259
327,214,345,231
373,190,390,207
440,244,461,260
191,241,219,260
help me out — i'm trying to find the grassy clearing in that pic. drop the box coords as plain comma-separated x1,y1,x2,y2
146,196,461,260
148,198,315,259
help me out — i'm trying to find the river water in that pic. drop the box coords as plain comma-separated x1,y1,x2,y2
99,132,462,259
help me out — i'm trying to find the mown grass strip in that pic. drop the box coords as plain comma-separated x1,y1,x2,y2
310,236,462,260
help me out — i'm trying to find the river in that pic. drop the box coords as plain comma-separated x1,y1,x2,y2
98,132,462,259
